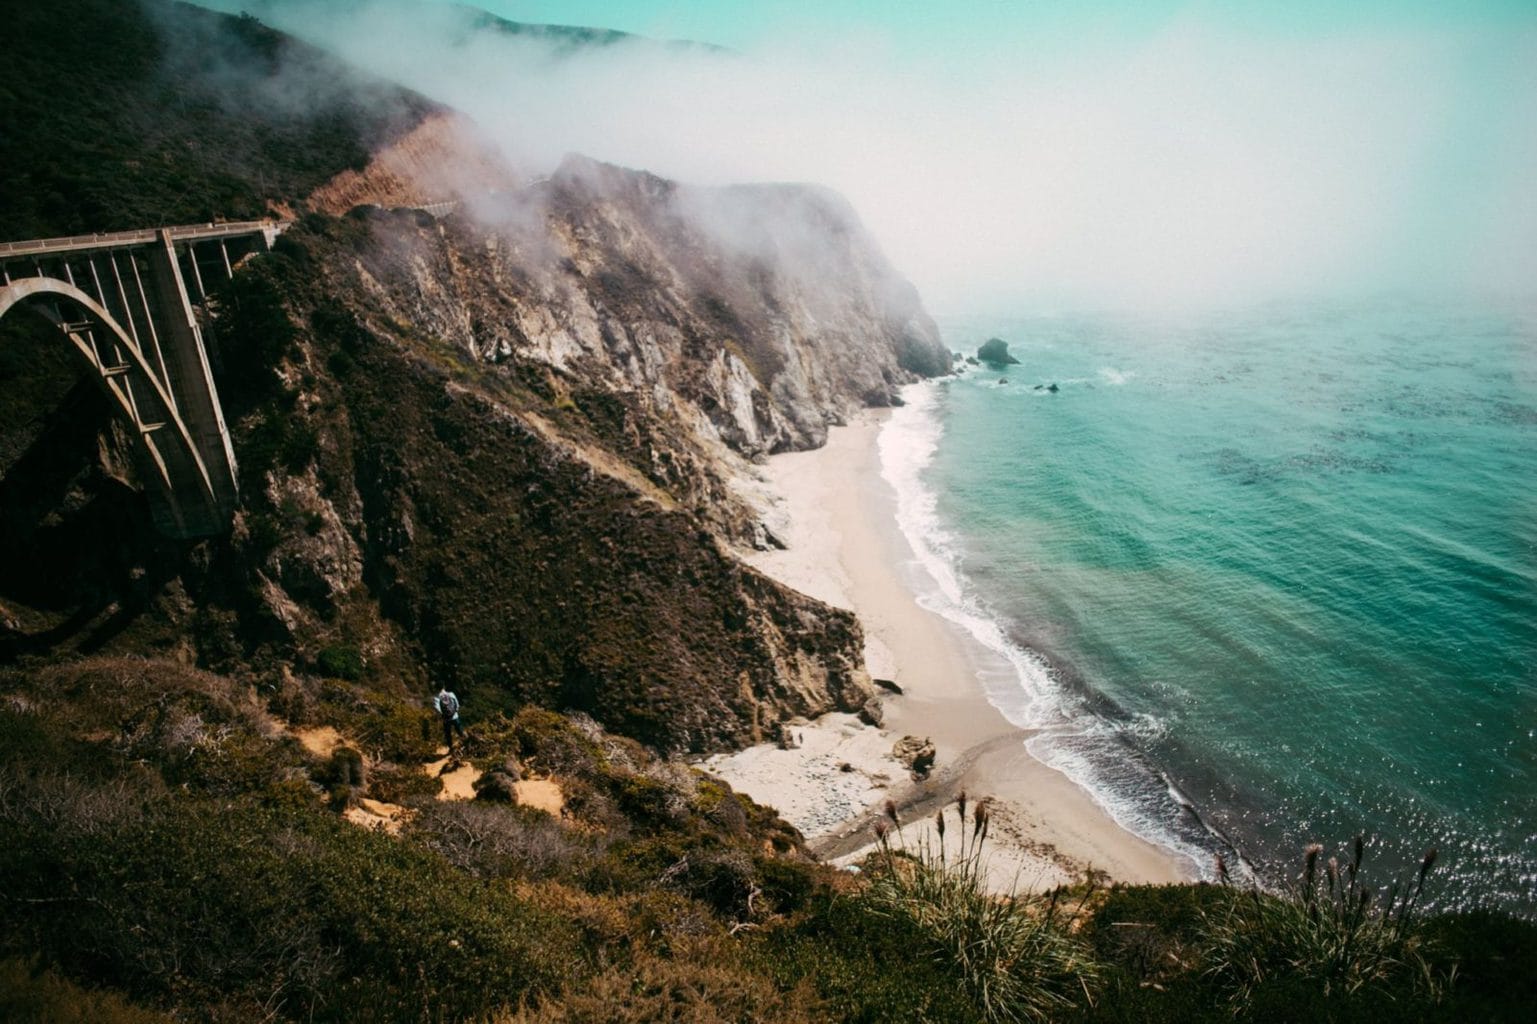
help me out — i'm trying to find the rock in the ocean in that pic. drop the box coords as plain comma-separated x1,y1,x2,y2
892,735,937,779
1047,382,1059,393
977,337,1020,367
997,378,1008,385
873,678,903,695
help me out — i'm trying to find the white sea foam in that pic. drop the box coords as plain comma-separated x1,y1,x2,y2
878,379,1214,877
879,383,1063,728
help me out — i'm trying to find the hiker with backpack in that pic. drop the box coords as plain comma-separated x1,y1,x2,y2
434,687,466,755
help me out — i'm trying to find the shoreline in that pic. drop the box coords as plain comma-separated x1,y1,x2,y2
710,405,1192,889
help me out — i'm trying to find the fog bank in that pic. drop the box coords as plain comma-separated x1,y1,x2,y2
204,1,1537,313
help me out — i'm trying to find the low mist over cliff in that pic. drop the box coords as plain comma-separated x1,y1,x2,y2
204,0,1537,311
0,0,947,753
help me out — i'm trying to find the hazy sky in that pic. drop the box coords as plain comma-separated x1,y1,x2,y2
211,1,1537,313
474,0,1537,53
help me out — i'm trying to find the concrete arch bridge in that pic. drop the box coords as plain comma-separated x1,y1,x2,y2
0,221,284,538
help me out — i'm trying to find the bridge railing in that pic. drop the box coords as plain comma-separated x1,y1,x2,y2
0,220,288,261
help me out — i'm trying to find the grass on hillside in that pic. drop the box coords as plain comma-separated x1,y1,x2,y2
3,657,1535,1024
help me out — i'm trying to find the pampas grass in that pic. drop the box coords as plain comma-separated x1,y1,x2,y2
861,794,1101,1023
1200,834,1450,1007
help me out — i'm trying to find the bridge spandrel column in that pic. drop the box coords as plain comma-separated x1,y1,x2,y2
146,230,240,518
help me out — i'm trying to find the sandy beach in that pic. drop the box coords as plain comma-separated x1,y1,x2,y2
710,407,1192,890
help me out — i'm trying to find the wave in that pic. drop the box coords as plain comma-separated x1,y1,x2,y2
879,380,1228,880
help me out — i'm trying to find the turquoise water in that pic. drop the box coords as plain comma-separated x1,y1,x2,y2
888,301,1536,912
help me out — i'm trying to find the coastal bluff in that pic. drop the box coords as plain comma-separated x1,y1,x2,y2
0,10,950,753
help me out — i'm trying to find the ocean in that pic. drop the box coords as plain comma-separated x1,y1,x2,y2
881,300,1537,913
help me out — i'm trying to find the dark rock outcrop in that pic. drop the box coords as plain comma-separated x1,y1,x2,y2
892,734,936,779
775,722,801,750
977,337,1020,367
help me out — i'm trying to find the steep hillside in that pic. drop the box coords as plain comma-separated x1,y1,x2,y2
352,153,948,456
201,208,883,750
304,110,516,215
0,0,436,238
0,4,952,755
4,5,1536,1024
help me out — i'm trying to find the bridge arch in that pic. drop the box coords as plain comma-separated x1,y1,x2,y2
0,276,222,536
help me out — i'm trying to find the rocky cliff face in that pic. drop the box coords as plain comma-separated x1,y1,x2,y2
225,141,951,749
345,151,948,460
0,1,951,754
1,164,949,752
209,177,942,748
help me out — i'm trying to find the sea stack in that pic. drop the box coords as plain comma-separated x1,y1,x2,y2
977,337,1021,367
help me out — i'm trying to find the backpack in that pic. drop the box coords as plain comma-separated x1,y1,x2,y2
439,691,459,718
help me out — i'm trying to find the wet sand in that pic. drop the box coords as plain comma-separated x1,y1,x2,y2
709,410,1191,889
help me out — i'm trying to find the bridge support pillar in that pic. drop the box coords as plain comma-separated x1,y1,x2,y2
145,230,239,533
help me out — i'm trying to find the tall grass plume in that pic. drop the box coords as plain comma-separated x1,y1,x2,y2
1201,833,1452,1006
862,793,1101,1023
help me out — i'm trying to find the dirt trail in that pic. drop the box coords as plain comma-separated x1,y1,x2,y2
292,725,345,758
425,753,482,800
513,779,564,815
281,721,413,833
344,797,409,835
286,721,562,820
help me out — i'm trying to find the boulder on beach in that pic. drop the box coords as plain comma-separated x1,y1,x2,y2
892,735,937,779
977,337,1020,367
858,697,884,728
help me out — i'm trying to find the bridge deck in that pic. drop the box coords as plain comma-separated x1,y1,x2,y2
0,220,286,260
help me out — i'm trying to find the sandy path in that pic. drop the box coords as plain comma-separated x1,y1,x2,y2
293,725,345,759
512,779,565,816
425,754,482,800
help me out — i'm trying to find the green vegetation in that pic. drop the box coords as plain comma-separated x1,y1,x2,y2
3,654,1536,1022
2,3,1534,1021
0,957,172,1024
316,642,364,680
1200,840,1447,1007
0,0,435,240
863,800,1101,1022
